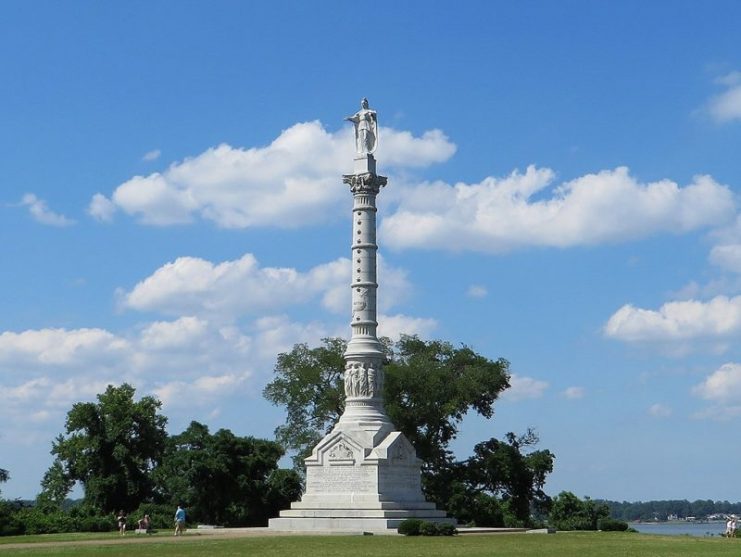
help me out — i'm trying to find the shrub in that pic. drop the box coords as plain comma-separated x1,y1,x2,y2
397,518,423,536
0,501,25,536
419,521,439,536
598,518,630,531
130,503,173,530
436,522,458,536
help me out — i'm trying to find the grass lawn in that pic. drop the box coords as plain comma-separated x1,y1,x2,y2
0,532,739,556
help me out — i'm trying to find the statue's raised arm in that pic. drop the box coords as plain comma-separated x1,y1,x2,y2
346,97,378,155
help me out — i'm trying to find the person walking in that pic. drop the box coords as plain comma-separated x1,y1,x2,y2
174,504,186,536
116,510,127,536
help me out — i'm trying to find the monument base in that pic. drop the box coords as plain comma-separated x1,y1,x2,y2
269,428,454,532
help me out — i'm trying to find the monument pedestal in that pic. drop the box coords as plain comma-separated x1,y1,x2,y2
269,428,452,532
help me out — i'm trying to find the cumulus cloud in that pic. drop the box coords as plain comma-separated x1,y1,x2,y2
502,374,548,401
691,363,741,421
120,252,412,320
707,71,741,124
710,244,741,274
88,193,117,222
20,194,75,227
0,313,328,430
604,296,741,343
93,122,455,228
563,386,585,399
380,166,735,252
693,363,741,404
377,313,438,340
0,327,129,369
648,403,672,418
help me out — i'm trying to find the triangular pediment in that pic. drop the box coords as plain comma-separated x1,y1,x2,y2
304,430,366,466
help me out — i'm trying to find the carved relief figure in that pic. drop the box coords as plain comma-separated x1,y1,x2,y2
345,98,378,155
328,441,354,460
359,364,369,396
352,288,368,319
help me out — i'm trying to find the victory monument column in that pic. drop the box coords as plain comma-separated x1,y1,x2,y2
269,100,453,532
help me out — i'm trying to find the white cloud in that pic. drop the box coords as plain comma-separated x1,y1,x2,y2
95,122,455,228
604,296,741,343
380,166,735,252
563,386,585,399
0,327,129,369
709,244,741,274
466,285,488,299
121,252,412,320
692,363,741,421
20,193,75,227
152,372,250,409
707,72,741,124
0,312,331,430
648,403,672,418
377,314,438,340
142,149,161,162
693,363,741,404
502,374,548,401
88,193,117,222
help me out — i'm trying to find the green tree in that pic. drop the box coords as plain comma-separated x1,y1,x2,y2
36,461,74,511
264,336,510,470
264,338,346,467
464,430,554,525
153,421,302,526
549,491,609,530
0,468,7,491
265,336,555,525
45,383,168,514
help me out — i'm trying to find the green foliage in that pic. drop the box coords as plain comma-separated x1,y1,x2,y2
264,336,555,527
398,519,458,536
263,338,347,468
549,491,610,531
397,518,423,536
601,499,741,521
129,502,173,530
419,521,439,536
597,517,630,531
47,383,168,514
383,336,510,471
153,421,302,526
263,336,510,471
36,461,74,512
464,429,554,525
436,522,458,536
0,500,24,536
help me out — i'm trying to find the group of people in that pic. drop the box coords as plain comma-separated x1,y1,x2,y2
115,504,186,536
726,515,738,538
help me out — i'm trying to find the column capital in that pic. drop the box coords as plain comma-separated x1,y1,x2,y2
342,172,388,194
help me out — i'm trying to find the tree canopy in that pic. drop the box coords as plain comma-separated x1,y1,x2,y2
264,335,554,526
0,468,8,497
152,421,302,526
264,335,511,469
44,383,168,513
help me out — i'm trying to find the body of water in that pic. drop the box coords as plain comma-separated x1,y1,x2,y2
630,521,728,537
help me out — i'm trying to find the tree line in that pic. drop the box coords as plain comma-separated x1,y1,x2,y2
2,335,559,534
600,499,741,521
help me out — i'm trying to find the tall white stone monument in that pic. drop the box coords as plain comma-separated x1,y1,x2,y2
269,99,453,532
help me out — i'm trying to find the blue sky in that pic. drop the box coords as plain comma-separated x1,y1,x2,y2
2,1,741,502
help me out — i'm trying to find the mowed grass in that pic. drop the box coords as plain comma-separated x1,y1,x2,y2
0,532,740,557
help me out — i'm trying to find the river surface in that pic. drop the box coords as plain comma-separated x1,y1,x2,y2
630,521,728,537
